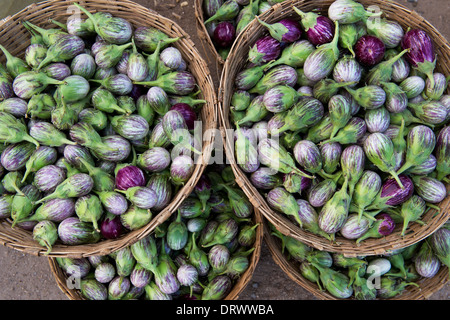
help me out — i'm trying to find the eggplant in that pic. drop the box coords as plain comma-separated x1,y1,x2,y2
356,213,396,243
294,7,335,46
29,121,76,147
34,173,94,204
24,198,75,224
366,175,414,211
13,71,65,100
0,44,30,78
32,220,58,255
435,126,450,180
95,262,116,284
332,56,362,87
137,147,171,173
58,217,101,245
100,212,124,239
366,18,404,49
201,275,232,300
80,279,108,300
267,187,303,227
1,142,36,172
265,40,315,70
135,71,196,96
293,140,323,174
146,171,173,211
75,194,103,232
398,194,427,236
414,241,441,278
133,26,179,53
411,175,446,204
204,0,240,25
0,98,28,117
340,144,365,197
363,132,404,188
401,29,437,88
428,224,450,270
328,0,381,24
111,114,150,141
340,213,370,240
256,17,302,44
303,20,340,82
250,167,282,190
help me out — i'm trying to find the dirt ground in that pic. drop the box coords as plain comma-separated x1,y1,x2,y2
0,0,449,300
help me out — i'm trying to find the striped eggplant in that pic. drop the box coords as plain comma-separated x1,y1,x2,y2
75,194,104,232
414,241,441,278
265,40,315,70
111,114,150,141
201,275,232,300
80,279,107,300
303,20,339,82
332,56,362,87
58,217,101,245
297,199,332,240
365,107,390,133
293,140,323,174
32,220,58,255
25,198,75,223
236,95,268,126
340,213,370,239
29,121,76,147
340,144,365,197
250,167,282,190
35,173,93,204
363,132,404,188
318,177,351,236
398,194,427,236
344,85,386,110
351,170,382,222
136,71,196,96
356,213,396,244
249,65,298,95
95,262,116,284
130,263,153,288
1,141,36,172
423,72,447,100
146,171,173,211
320,142,342,174
258,138,314,179
408,100,448,125
328,0,381,24
0,97,28,117
21,146,57,182
267,187,303,227
322,116,366,145
435,126,450,180
411,175,447,204
396,125,436,175
92,135,131,162
117,186,157,210
428,224,450,271
137,147,171,173
108,276,131,300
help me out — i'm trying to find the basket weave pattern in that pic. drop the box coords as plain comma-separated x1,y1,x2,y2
219,0,450,257
0,0,218,258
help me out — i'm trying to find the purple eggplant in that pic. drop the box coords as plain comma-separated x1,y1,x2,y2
365,107,390,133
256,17,302,44
1,142,36,172
0,76,14,102
367,175,414,211
170,103,197,131
401,29,437,88
248,35,281,66
354,35,386,67
100,212,124,239
213,21,236,48
115,164,146,191
250,167,282,190
356,213,396,243
294,7,335,46
293,140,323,174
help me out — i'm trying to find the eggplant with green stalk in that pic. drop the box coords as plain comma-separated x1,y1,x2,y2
36,34,85,70
0,76,14,102
220,183,253,219
32,220,58,255
32,165,67,193
166,211,189,251
344,85,386,110
135,71,196,96
332,56,363,86
22,198,75,224
26,93,56,120
21,146,57,183
395,125,436,176
34,173,94,205
258,138,315,179
255,17,302,44
340,144,365,197
234,124,260,173
320,116,367,146
356,213,396,244
337,23,366,57
235,0,259,35
365,49,410,85
10,185,41,228
411,175,447,205
235,95,268,126
395,194,427,237
327,94,352,139
90,74,133,96
127,38,149,82
351,170,382,222
267,187,303,228
12,71,66,100
73,3,132,44
94,42,133,69
318,177,351,236
435,126,450,181
76,156,115,192
91,88,129,114
22,20,67,47
269,97,324,136
29,121,76,147
363,132,405,189
110,114,150,141
249,65,298,95
328,0,382,24
407,100,448,125
0,44,30,78
313,79,357,104
204,0,240,25
303,20,340,82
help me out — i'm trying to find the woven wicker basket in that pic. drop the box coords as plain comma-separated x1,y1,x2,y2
0,0,218,258
263,219,449,300
48,205,264,300
218,0,450,257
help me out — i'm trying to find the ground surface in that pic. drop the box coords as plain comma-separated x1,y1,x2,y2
0,0,449,300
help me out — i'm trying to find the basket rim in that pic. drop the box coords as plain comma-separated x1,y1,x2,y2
263,218,450,300
218,0,450,257
0,0,218,258
48,206,265,300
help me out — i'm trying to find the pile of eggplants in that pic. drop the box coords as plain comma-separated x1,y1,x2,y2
231,0,450,244
0,3,206,254
202,0,288,60
55,166,258,300
270,220,449,300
